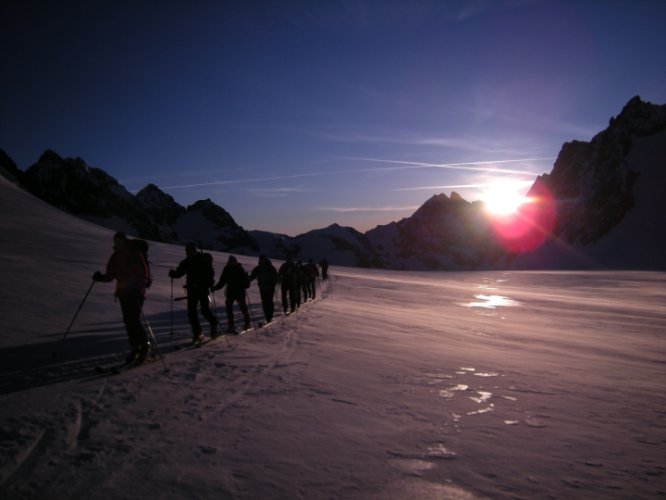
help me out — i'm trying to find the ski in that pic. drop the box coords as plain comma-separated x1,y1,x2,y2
173,330,234,349
94,347,160,374
256,319,276,328
238,326,253,335
199,333,232,347
220,324,252,336
215,327,250,337
175,335,209,350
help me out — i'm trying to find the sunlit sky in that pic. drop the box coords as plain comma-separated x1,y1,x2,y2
2,0,665,236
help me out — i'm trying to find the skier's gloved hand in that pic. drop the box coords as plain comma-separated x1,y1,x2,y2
92,271,103,281
168,269,176,279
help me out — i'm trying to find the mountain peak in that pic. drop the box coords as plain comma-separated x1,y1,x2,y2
37,149,63,166
605,95,666,139
187,199,239,228
139,183,162,194
0,149,23,183
136,183,183,214
189,198,217,210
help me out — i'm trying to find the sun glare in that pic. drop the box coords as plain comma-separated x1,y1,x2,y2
482,182,527,216
488,180,557,254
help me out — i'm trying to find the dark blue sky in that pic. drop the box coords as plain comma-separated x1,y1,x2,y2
2,0,665,235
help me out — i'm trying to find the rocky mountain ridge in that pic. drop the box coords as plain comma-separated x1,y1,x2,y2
1,96,664,270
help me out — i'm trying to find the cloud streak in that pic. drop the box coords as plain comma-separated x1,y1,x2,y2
320,130,494,152
246,187,312,198
316,205,420,213
157,156,551,192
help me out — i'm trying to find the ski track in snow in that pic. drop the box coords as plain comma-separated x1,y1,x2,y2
0,296,321,499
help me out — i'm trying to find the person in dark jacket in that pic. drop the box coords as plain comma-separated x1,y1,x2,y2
278,258,298,314
93,231,151,364
304,258,319,300
169,243,218,343
213,255,251,333
249,255,278,323
319,257,329,281
294,260,306,308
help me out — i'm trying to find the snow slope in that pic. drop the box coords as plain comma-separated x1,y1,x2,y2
1,175,665,499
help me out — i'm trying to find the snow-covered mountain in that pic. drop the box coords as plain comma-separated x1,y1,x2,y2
506,96,666,270
134,184,259,252
2,96,664,270
294,224,382,267
0,150,261,254
362,96,666,271
173,199,259,253
0,149,23,184
365,192,503,270
250,224,382,267
249,223,382,266
135,183,185,242
20,150,162,240
268,96,665,270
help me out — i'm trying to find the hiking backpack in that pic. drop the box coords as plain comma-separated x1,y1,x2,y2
130,238,152,288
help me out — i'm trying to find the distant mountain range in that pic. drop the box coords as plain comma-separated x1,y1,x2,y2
1,96,664,270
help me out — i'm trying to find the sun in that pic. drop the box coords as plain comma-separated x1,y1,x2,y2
481,181,528,217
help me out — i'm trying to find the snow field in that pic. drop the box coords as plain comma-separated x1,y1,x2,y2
1,175,665,498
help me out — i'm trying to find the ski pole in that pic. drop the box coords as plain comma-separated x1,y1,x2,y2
209,291,220,334
210,290,231,347
170,277,174,336
52,280,96,357
210,289,217,312
245,290,255,327
62,280,95,340
271,285,279,319
142,311,167,371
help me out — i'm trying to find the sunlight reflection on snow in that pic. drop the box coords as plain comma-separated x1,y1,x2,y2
426,444,458,459
462,294,521,309
467,406,494,415
469,391,493,404
439,384,469,398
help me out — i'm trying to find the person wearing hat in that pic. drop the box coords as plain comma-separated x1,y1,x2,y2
212,255,251,333
169,243,218,343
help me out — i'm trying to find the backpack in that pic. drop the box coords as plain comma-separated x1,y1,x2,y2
130,238,152,288
198,252,215,288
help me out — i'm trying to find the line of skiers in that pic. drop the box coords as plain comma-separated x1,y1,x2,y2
92,232,329,364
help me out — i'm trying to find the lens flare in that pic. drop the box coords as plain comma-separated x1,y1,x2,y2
482,182,527,216
489,182,556,253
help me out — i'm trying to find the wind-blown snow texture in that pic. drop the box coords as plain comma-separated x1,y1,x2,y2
1,175,665,499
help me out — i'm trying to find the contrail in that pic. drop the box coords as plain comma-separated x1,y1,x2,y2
338,156,553,175
394,180,536,192
158,156,552,191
